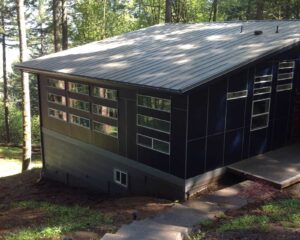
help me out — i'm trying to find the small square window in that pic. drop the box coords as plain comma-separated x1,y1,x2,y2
114,169,128,187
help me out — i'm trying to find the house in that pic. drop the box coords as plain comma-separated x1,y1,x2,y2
16,21,300,200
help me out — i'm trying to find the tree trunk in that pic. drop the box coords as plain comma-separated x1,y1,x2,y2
255,0,264,20
61,0,68,50
165,0,172,23
1,13,10,144
209,0,218,22
17,0,32,172
53,0,61,52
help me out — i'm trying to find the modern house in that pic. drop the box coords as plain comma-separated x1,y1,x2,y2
16,21,300,199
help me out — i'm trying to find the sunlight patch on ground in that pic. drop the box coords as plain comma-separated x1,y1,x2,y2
0,159,42,178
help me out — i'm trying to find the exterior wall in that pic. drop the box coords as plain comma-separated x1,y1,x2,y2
39,74,187,199
186,46,300,192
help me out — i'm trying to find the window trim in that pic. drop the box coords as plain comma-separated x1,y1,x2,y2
68,82,89,95
254,75,273,84
69,114,91,129
227,90,248,100
277,72,294,81
93,120,118,138
48,93,66,106
92,86,117,101
250,98,271,131
137,94,171,113
69,98,90,113
137,114,171,134
48,108,67,122
136,133,170,155
253,86,272,96
277,83,293,92
47,78,65,90
113,169,128,188
92,103,118,120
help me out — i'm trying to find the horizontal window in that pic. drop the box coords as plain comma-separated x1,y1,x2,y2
48,108,67,121
137,134,170,155
137,114,170,134
48,93,66,105
277,83,293,92
70,114,90,129
114,169,127,187
254,75,273,84
137,95,171,112
69,98,90,112
227,90,247,100
279,61,295,69
92,104,118,119
251,98,270,131
93,121,118,138
253,86,272,96
93,87,117,101
278,72,294,81
48,78,65,89
68,82,89,95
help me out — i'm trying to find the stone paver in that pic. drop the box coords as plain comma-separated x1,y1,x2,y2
101,180,278,240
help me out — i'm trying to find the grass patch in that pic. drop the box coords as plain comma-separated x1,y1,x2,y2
218,199,300,233
5,200,113,240
0,146,22,160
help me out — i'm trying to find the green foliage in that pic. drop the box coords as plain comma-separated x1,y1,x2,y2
188,231,206,240
6,200,113,240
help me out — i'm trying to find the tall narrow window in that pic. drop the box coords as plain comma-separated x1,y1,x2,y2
93,87,117,101
251,98,271,131
48,93,66,105
137,95,171,112
68,82,89,95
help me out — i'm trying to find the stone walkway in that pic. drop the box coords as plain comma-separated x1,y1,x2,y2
101,180,278,240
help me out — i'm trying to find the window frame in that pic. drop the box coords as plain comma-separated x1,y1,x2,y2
68,82,89,95
113,169,128,188
93,120,118,138
254,75,273,84
277,72,294,81
253,86,272,96
48,108,67,122
137,114,170,134
92,86,117,101
278,61,295,70
47,78,65,90
92,103,118,120
48,93,66,106
277,83,293,92
137,133,170,155
69,98,90,112
227,90,248,100
69,114,91,129
137,94,171,113
250,98,271,131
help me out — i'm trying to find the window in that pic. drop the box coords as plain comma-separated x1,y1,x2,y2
251,99,271,131
227,90,247,100
48,108,67,121
92,104,118,119
68,82,89,95
69,98,90,112
93,87,117,101
137,114,170,134
48,93,66,105
279,61,295,69
137,134,170,155
48,78,65,89
278,72,294,81
277,83,293,92
254,75,273,84
137,95,171,112
70,114,90,128
253,86,272,96
114,169,127,187
93,121,118,138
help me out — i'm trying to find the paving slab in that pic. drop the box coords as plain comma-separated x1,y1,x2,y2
228,142,300,188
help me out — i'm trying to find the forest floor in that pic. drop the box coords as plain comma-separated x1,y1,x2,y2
0,147,172,240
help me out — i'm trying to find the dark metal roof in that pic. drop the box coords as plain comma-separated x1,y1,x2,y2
16,21,300,93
